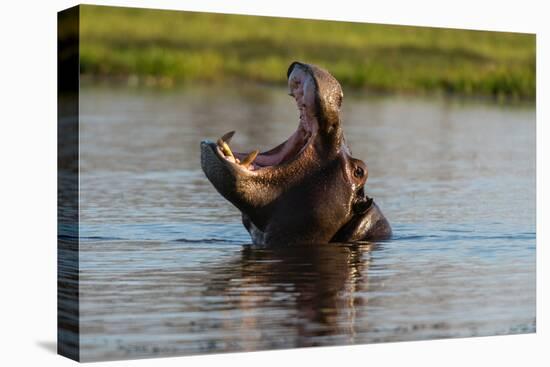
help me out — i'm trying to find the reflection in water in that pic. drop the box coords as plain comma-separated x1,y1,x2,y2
76,85,535,361
204,243,375,349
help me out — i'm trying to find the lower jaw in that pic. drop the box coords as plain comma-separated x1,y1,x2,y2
225,128,314,172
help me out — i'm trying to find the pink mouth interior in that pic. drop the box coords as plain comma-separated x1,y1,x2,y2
229,68,318,170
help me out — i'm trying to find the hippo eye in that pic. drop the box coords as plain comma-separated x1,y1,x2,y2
354,166,364,179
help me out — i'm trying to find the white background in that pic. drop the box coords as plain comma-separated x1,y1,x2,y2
0,0,547,365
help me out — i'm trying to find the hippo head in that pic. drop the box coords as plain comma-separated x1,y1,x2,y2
200,62,391,245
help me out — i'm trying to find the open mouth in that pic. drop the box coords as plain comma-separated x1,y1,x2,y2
215,81,318,171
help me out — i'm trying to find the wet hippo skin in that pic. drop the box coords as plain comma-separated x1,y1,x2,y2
201,62,391,245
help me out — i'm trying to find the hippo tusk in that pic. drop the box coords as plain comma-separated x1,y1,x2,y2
220,130,235,144
239,150,259,168
217,132,235,160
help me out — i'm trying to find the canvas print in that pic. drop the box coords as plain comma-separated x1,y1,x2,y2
58,4,536,362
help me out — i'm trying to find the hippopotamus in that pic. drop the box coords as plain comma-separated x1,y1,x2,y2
200,61,391,245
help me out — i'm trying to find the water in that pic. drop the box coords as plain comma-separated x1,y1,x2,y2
77,85,535,361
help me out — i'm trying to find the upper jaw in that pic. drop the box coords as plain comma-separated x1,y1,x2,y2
203,61,335,176
288,62,345,152
205,74,320,174
288,63,318,134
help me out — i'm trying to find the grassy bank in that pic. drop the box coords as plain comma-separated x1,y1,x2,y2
79,5,535,99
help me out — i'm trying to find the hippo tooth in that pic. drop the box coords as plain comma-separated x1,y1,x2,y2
217,139,235,160
217,131,237,159
240,150,259,167
220,130,235,144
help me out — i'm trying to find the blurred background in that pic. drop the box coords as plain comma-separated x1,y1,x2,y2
80,5,535,100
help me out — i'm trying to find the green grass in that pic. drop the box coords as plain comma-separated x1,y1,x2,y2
79,5,536,99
